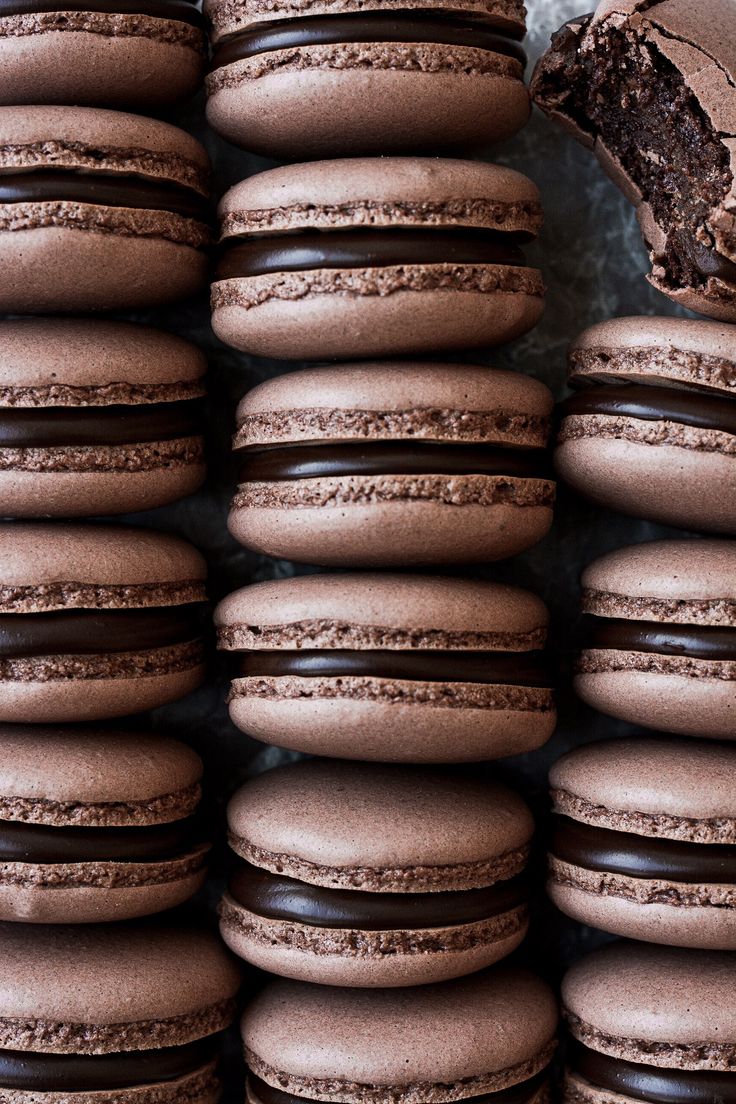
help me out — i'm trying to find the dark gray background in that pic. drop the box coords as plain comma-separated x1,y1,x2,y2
115,1,701,1095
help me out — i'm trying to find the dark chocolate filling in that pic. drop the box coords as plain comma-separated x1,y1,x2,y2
0,399,203,449
229,860,527,929
240,650,552,687
0,605,204,658
587,618,736,661
0,816,198,864
570,1042,736,1104
0,1038,218,1093
238,442,551,482
210,12,526,71
0,171,208,221
561,384,736,435
0,0,204,26
215,228,528,280
249,1070,550,1104
551,815,736,882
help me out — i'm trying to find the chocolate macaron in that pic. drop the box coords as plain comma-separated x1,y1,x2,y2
531,1,736,321
215,573,555,762
0,319,206,518
556,316,736,533
205,0,529,157
243,968,557,1104
0,523,207,723
0,107,210,313
576,539,736,737
220,758,533,986
212,158,544,360
549,737,736,949
0,725,208,923
0,0,205,108
562,941,736,1104
230,363,555,566
0,920,240,1102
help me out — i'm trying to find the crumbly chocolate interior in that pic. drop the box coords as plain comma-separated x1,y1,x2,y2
535,17,734,294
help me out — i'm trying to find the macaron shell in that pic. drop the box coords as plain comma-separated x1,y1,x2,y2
206,65,530,158
555,435,736,534
581,538,736,608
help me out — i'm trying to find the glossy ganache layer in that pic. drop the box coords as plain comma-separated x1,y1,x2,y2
229,860,527,929
561,383,736,435
240,650,553,686
215,229,529,280
0,400,203,449
569,1042,736,1104
210,11,526,70
0,0,204,24
551,815,736,882
0,604,205,657
0,816,198,864
0,172,208,220
249,1070,549,1104
237,442,552,482
0,1038,218,1092
586,618,736,661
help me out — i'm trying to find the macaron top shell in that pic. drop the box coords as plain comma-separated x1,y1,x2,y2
550,737,736,840
243,967,557,1089
216,574,549,651
0,922,240,1039
568,316,736,391
228,760,533,887
235,364,553,449
218,158,542,239
0,106,210,195
0,524,206,607
0,727,202,823
563,942,736,1060
0,319,206,400
581,539,736,624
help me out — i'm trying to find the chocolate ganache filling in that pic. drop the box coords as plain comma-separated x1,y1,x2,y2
0,400,203,449
0,0,204,25
0,816,198,864
561,384,736,435
0,1037,218,1092
238,442,551,483
0,171,208,221
230,860,527,929
240,650,552,687
249,1070,549,1104
551,815,736,882
0,605,204,658
210,11,526,71
216,228,528,280
586,618,736,661
570,1042,736,1104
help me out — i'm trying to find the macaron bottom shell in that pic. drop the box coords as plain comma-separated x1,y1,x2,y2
0,1057,222,1104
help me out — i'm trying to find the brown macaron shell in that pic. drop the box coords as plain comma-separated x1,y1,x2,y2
562,941,736,1104
242,967,557,1104
0,726,206,924
0,523,207,723
0,319,206,518
0,921,240,1104
230,362,554,566
212,158,544,360
575,539,736,737
205,1,529,159
555,317,736,533
215,573,555,762
219,759,533,986
548,737,736,949
0,4,205,109
0,107,210,313
531,1,736,322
